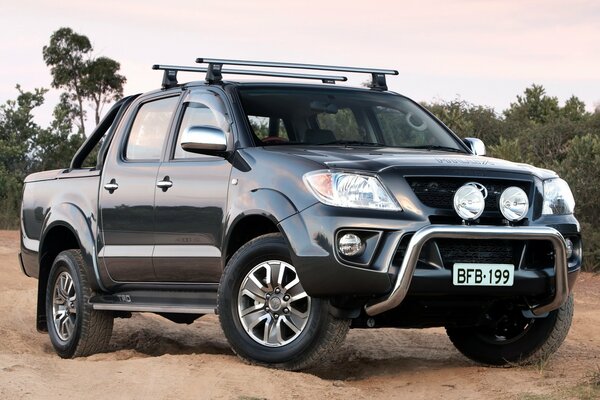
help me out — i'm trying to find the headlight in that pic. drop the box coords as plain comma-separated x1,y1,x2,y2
542,178,575,215
303,171,401,211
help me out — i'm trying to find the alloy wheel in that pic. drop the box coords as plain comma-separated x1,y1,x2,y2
52,271,78,341
237,260,311,347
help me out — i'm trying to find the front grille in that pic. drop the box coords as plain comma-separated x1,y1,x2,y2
407,177,531,212
436,239,518,265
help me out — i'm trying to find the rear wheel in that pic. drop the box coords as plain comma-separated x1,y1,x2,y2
46,250,114,358
218,233,350,370
446,295,574,365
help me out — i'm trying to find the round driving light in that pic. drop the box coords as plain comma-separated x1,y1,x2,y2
565,238,574,259
453,183,486,221
499,186,529,221
338,233,364,257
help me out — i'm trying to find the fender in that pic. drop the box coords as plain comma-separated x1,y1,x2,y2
40,202,104,292
223,188,311,260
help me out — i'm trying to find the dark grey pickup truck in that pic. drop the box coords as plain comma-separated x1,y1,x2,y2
19,58,581,370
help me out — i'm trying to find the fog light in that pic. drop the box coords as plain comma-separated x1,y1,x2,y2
338,233,364,257
499,186,529,222
453,183,486,221
565,238,574,259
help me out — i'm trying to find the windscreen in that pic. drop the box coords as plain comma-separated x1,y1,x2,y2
237,86,465,151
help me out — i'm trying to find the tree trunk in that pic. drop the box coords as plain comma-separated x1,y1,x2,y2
76,94,85,136
95,98,101,125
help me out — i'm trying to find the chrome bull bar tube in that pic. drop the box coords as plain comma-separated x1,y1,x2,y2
365,225,569,317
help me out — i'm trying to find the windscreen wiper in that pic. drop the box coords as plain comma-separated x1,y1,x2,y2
320,140,387,147
404,145,466,153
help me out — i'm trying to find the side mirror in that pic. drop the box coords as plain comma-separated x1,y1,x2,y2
463,137,486,156
180,126,228,155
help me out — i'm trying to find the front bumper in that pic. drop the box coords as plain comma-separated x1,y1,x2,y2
364,225,568,316
279,203,580,315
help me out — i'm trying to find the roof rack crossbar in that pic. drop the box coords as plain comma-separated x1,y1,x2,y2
196,57,398,90
152,64,348,86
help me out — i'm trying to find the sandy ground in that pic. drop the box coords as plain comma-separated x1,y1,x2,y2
0,230,598,400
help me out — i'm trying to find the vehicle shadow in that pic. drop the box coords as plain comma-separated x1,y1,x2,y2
106,314,234,358
308,355,470,381
82,313,470,378
307,327,472,381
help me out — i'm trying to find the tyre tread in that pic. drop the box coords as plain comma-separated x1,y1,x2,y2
446,295,574,366
49,250,113,358
218,233,350,371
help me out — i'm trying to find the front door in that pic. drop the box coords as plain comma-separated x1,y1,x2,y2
99,94,180,282
153,89,232,282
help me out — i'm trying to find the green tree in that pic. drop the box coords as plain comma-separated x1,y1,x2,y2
488,137,526,163
42,27,91,134
425,100,504,146
85,56,126,125
557,134,600,270
35,95,85,171
42,27,126,134
0,85,46,174
504,84,560,125
425,100,474,136
0,86,47,227
561,95,587,121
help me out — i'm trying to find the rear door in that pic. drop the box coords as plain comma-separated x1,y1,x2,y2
152,88,233,282
98,93,180,282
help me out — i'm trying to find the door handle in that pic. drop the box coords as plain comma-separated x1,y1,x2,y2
104,179,119,193
157,176,173,192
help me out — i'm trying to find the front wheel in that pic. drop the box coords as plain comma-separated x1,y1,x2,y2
446,295,574,366
218,233,350,370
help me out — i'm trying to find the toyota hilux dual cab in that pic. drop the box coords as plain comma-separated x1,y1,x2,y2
19,58,581,370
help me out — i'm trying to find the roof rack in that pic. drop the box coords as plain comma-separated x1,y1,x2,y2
152,64,347,89
153,58,398,90
196,58,398,91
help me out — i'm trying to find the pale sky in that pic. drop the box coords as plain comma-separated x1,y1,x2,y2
2,0,599,129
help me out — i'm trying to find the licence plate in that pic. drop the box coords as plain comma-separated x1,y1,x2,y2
452,263,514,286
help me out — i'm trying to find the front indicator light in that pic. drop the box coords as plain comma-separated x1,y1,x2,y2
565,238,574,259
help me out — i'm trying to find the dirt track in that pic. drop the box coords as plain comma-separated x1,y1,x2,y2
0,230,598,399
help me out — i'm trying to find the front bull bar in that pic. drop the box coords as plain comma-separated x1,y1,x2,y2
365,225,569,317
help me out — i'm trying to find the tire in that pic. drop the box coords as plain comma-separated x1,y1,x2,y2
446,295,574,366
45,249,114,358
217,233,350,370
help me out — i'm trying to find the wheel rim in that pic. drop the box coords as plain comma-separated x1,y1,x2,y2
237,260,311,347
477,307,535,345
52,271,78,342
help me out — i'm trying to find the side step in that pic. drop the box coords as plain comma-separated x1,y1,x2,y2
90,290,217,314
